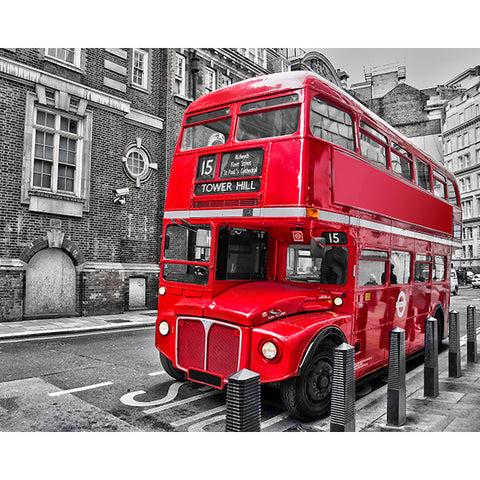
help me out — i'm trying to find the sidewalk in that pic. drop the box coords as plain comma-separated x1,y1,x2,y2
311,336,480,432
0,310,157,340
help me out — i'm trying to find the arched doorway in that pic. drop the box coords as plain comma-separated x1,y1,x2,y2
24,248,77,317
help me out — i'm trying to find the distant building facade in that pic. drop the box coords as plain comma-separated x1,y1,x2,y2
349,64,446,165
442,66,480,270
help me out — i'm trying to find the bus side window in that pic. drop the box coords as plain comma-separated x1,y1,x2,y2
358,250,388,286
391,251,411,284
414,254,432,283
433,256,446,281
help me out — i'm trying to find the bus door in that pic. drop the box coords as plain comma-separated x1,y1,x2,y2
354,249,391,376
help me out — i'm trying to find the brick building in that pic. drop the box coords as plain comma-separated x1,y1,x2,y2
349,64,447,165
0,48,292,322
0,48,167,321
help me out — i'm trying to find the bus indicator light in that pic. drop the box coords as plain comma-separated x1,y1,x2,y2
306,207,319,218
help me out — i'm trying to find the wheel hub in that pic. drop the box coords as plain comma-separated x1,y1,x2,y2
306,358,333,402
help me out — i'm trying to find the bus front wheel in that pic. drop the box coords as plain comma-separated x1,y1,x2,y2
159,352,186,381
280,342,335,422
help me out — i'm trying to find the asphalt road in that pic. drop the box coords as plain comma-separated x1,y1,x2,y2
1,286,479,433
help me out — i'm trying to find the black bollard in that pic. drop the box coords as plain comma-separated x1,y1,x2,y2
387,327,406,427
424,317,439,398
448,310,461,378
330,343,355,432
225,369,261,432
467,305,478,364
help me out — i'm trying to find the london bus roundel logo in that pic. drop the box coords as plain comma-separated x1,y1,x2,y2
396,291,407,318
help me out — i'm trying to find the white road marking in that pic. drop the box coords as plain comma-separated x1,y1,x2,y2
171,405,226,428
260,412,290,430
120,382,182,407
148,370,166,376
48,381,113,397
188,414,225,432
144,389,221,414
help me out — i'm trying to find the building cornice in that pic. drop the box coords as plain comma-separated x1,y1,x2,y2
0,56,131,114
443,114,480,137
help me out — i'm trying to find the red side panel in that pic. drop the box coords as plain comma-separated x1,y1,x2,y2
332,151,453,235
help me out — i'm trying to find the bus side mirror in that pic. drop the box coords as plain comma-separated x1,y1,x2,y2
310,237,326,258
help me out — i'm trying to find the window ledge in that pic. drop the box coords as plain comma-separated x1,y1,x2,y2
28,190,85,217
44,56,84,74
131,83,150,94
173,93,192,107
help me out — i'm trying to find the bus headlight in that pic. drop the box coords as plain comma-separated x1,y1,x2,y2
159,321,170,336
159,286,166,296
333,296,344,307
261,341,278,360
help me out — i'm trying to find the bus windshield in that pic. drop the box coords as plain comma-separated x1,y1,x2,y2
181,118,231,151
286,245,348,285
216,226,268,281
162,224,211,285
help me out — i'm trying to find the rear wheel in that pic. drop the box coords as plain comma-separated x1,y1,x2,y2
453,286,458,295
280,342,335,422
159,352,186,381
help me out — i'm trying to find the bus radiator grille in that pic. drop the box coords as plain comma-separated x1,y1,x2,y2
177,318,240,380
206,323,240,379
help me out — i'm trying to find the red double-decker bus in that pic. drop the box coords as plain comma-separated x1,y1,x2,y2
155,71,461,421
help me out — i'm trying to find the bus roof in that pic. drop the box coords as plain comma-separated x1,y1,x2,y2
186,71,453,181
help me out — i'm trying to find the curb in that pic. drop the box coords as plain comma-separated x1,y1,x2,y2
0,320,156,341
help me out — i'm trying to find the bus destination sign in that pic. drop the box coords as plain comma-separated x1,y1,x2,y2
194,179,261,195
219,149,264,179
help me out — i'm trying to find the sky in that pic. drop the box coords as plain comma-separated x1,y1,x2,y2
314,49,480,90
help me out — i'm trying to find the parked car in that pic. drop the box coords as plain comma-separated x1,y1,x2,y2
451,269,459,295
472,274,480,288
466,271,475,284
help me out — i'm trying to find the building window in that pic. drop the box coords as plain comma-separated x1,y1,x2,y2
45,48,81,68
446,139,451,154
32,108,81,194
458,135,463,149
464,132,469,147
21,92,93,217
205,67,216,93
174,53,186,96
462,199,473,219
132,49,148,89
122,143,156,187
220,74,232,89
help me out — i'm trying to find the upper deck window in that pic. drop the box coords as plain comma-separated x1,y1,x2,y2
414,158,431,191
310,97,355,151
240,94,299,113
359,121,387,168
433,171,447,199
182,108,231,151
391,149,413,182
236,96,300,142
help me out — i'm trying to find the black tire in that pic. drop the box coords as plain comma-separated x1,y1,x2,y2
159,352,186,381
280,342,335,422
453,286,458,295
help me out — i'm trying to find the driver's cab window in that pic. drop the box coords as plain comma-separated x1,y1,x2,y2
286,245,348,285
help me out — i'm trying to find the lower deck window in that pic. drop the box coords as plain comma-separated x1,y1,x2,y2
286,245,348,285
414,254,432,283
358,250,388,286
